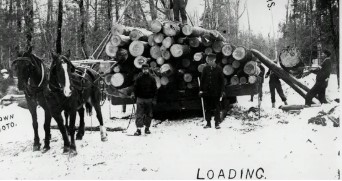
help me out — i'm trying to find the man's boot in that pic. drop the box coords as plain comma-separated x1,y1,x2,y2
272,103,275,108
284,101,288,105
215,122,221,129
134,129,141,136
145,127,151,134
100,126,108,142
203,122,211,129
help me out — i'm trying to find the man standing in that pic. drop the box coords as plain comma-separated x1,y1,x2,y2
133,64,157,136
199,54,225,129
171,0,188,24
265,61,288,108
250,61,265,102
305,49,332,106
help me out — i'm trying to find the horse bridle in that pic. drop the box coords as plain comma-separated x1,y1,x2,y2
12,56,46,91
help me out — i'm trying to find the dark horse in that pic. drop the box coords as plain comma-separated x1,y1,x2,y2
11,47,71,153
49,52,107,154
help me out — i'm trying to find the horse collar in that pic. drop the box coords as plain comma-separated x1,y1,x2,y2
38,63,44,87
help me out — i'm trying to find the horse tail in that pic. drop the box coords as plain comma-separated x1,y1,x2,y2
85,102,92,116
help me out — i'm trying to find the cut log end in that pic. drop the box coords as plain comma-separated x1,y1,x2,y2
223,65,234,76
150,20,163,33
111,73,125,87
105,42,118,57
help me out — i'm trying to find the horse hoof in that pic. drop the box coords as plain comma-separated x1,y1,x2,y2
42,146,50,153
33,144,41,151
101,137,108,142
69,149,77,157
76,134,84,140
63,146,70,154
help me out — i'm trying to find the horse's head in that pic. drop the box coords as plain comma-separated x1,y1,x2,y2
50,50,75,97
11,47,37,90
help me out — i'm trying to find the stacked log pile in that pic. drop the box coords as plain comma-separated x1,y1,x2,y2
105,21,263,97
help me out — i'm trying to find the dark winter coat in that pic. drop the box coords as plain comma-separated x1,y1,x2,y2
315,58,332,86
134,72,157,99
266,69,280,84
200,65,225,97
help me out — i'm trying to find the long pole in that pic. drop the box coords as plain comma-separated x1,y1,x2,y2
197,77,206,121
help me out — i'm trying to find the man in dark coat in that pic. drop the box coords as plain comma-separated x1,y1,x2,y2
199,54,225,129
171,0,188,24
133,64,157,136
265,60,288,108
305,49,332,106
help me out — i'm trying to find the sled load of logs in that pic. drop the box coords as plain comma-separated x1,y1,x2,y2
279,46,304,78
104,20,263,96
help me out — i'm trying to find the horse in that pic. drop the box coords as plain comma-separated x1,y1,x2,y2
49,52,108,154
11,47,71,153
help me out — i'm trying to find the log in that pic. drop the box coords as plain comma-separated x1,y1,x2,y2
134,56,150,69
222,57,228,64
162,37,174,48
198,63,206,73
222,44,235,56
116,48,129,61
182,24,211,37
232,60,240,69
248,75,257,84
177,37,188,44
170,44,190,58
160,63,174,77
251,49,318,103
182,58,191,68
189,37,200,48
156,57,165,65
105,42,118,57
187,82,194,89
244,61,260,75
150,19,163,33
279,47,301,68
183,73,192,82
161,50,171,60
204,47,213,55
223,65,234,76
233,46,253,62
212,41,224,53
129,40,149,57
163,21,180,36
129,29,152,41
112,23,132,36
160,76,169,85
113,65,121,73
104,74,113,85
111,35,130,47
150,45,162,59
209,30,227,41
150,61,157,68
148,35,156,46
230,76,239,85
111,73,125,87
239,76,247,84
194,52,204,61
153,33,165,44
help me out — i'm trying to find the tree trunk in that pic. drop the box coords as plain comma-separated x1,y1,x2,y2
78,0,88,58
327,0,339,88
16,0,22,48
93,0,98,32
137,0,149,28
23,0,34,49
56,0,63,54
107,0,112,31
148,0,157,20
114,0,119,21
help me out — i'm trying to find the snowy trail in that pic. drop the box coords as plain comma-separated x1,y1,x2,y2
0,75,340,179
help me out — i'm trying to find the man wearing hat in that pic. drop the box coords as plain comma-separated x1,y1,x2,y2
132,63,157,136
305,49,332,106
265,60,288,108
199,53,225,129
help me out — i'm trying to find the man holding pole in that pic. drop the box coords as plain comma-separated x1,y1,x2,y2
305,49,332,106
199,53,225,129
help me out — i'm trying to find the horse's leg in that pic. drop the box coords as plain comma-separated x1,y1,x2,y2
93,102,107,142
76,106,85,140
43,109,52,153
52,114,70,153
64,111,70,135
27,100,40,151
68,111,77,155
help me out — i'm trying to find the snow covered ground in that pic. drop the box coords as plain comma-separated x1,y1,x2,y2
0,75,340,179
